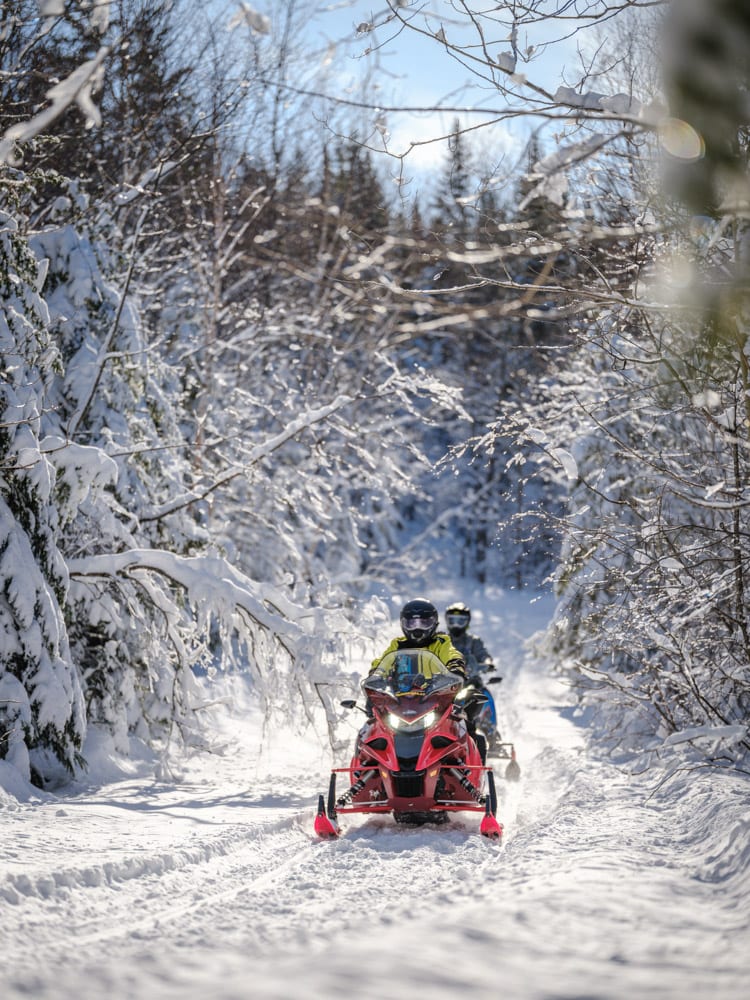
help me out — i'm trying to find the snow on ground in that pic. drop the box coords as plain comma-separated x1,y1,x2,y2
2,588,749,999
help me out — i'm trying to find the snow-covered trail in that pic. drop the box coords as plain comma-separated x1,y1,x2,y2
2,591,749,999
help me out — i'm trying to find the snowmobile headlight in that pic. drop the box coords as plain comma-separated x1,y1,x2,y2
386,710,437,732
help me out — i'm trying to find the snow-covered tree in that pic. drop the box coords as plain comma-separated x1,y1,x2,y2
323,1,750,770
0,183,85,782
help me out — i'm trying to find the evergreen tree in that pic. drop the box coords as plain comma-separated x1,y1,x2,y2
0,184,85,782
29,184,210,756
431,119,474,248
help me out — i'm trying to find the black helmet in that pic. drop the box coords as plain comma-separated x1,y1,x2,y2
400,598,439,645
445,601,471,637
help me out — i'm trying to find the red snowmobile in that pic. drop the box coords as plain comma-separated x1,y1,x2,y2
314,648,504,840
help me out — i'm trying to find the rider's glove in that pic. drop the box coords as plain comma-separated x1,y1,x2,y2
447,658,467,678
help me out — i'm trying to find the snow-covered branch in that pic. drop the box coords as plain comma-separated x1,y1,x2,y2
139,395,354,523
67,548,315,649
0,47,110,165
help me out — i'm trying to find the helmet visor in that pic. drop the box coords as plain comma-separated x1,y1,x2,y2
446,613,470,629
402,614,436,630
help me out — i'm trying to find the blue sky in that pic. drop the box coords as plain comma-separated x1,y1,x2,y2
299,2,589,191
222,2,595,199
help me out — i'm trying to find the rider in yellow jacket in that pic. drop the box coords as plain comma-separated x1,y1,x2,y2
370,598,466,678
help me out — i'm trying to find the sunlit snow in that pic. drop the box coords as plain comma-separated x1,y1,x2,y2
2,588,747,1000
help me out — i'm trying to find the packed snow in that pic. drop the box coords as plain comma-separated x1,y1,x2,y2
2,587,748,999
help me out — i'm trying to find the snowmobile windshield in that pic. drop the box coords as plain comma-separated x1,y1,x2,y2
369,648,452,696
